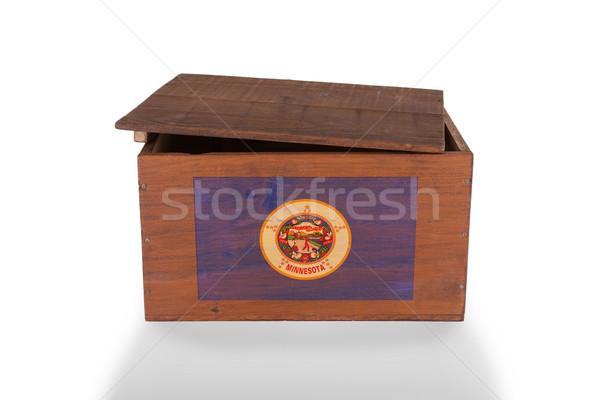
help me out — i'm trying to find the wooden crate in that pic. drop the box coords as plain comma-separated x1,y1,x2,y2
116,74,473,321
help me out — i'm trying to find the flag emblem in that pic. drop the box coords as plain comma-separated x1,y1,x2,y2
260,199,352,280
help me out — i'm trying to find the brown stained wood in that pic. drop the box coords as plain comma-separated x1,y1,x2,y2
117,74,445,153
444,109,471,153
136,124,472,321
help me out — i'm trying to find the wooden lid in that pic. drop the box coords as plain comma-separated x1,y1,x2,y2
116,74,445,152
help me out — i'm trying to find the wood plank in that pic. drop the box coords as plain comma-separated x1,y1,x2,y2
136,136,472,321
444,108,471,153
117,74,445,153
133,131,148,143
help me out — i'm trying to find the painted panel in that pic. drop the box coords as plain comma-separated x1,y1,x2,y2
194,177,417,300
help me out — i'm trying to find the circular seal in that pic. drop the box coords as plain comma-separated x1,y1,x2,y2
260,199,351,280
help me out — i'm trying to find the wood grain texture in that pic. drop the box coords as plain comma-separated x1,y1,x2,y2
117,74,445,153
444,109,471,152
136,119,472,321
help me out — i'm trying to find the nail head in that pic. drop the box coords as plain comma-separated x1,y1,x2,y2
144,237,151,244
459,284,465,290
141,184,147,190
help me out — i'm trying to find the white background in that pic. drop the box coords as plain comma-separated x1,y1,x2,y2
1,1,599,399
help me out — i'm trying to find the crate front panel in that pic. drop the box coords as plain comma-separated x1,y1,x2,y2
138,152,472,321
